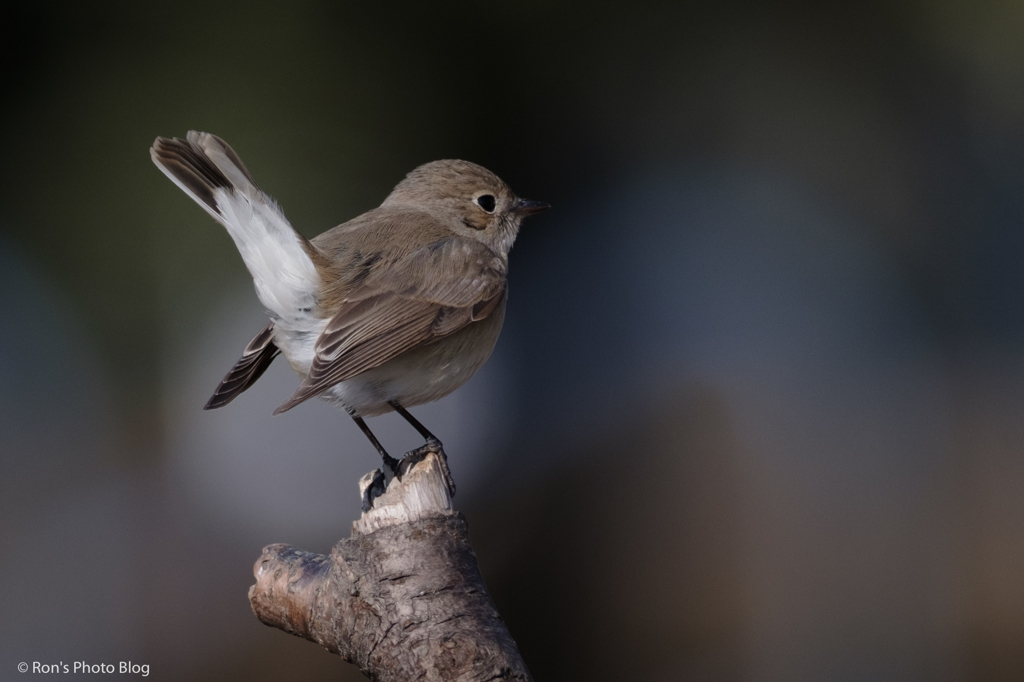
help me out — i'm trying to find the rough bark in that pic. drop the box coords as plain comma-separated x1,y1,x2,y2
249,452,532,681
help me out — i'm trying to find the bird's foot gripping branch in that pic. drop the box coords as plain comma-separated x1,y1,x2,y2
248,452,531,682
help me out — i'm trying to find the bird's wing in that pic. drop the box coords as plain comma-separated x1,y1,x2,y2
151,132,323,327
204,323,280,410
273,237,506,414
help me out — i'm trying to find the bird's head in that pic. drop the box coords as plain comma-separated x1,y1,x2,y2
382,159,549,256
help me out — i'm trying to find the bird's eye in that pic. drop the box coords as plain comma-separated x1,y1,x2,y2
475,194,496,213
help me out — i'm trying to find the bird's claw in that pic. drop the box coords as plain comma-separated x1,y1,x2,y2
397,440,456,497
359,468,387,513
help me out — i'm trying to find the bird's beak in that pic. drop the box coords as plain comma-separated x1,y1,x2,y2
512,198,551,216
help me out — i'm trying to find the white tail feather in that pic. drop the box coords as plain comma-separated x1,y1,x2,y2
154,132,322,331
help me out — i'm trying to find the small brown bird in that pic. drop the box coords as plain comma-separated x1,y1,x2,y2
151,132,547,494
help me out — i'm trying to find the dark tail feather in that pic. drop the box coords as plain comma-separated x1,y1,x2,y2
150,131,261,219
204,323,280,410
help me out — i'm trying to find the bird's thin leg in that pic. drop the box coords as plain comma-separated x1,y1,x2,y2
388,401,455,497
389,401,440,445
352,415,401,476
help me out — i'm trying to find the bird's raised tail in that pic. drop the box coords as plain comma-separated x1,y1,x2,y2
151,132,324,329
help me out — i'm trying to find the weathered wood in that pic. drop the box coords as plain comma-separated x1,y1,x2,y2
249,451,532,681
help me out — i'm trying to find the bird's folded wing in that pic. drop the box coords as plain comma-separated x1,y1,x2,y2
273,239,506,414
205,323,280,410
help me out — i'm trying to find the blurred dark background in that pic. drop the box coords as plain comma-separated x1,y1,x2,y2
2,1,1023,680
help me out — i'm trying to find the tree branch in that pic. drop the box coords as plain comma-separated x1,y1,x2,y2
248,452,532,681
